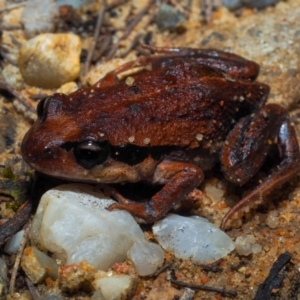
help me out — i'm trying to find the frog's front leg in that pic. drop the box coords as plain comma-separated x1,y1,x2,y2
108,161,204,223
220,104,300,229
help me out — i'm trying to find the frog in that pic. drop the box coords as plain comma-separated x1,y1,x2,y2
21,45,300,229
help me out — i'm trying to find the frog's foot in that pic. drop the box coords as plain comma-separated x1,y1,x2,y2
108,201,158,223
109,161,204,223
104,186,157,222
220,104,300,230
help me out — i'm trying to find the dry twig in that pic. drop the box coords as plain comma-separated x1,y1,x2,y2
0,48,18,66
171,278,237,297
105,0,154,61
9,220,32,295
254,252,292,300
0,79,35,118
0,200,32,245
84,0,107,75
25,277,41,300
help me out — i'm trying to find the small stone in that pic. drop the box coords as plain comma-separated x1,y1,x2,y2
180,288,195,299
4,230,24,255
235,235,256,256
21,0,59,38
155,3,186,30
30,184,156,273
252,243,263,254
153,214,235,263
266,210,279,229
18,33,82,88
127,240,165,276
204,183,225,203
92,273,139,300
21,246,59,284
59,261,95,293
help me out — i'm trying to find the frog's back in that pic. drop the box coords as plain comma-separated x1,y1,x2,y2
67,60,269,148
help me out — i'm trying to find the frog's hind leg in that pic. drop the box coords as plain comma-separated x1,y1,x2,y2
108,161,204,223
142,44,260,80
220,104,300,230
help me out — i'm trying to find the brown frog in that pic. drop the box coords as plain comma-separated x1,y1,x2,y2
21,46,300,229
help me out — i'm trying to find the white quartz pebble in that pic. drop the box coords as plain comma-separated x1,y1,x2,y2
153,214,235,263
18,33,81,88
127,240,165,276
4,230,24,255
21,0,59,37
93,274,139,300
31,184,164,275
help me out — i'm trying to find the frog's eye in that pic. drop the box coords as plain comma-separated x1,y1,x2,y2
74,141,110,169
36,97,49,120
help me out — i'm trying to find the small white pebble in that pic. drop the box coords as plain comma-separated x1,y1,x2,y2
251,244,262,254
266,210,279,229
235,234,256,256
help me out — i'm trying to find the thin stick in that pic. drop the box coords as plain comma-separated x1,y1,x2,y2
0,79,35,114
84,0,107,75
0,200,33,244
9,221,32,295
105,0,154,61
120,9,157,58
25,277,41,300
92,34,112,62
151,261,174,277
171,279,237,297
0,48,18,66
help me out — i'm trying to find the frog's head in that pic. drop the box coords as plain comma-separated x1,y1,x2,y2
21,93,151,183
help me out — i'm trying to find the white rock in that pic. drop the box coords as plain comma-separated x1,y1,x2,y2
4,230,24,255
18,33,81,88
128,240,165,276
92,273,139,300
153,214,235,263
235,234,261,256
31,184,164,274
21,246,59,284
21,0,59,38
